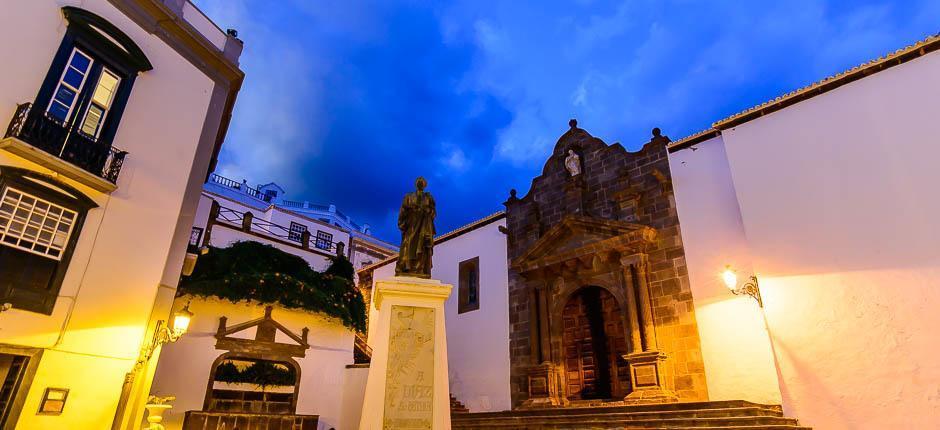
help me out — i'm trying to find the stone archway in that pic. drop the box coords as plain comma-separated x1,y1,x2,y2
560,286,630,401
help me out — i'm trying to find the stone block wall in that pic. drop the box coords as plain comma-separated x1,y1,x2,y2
504,121,708,407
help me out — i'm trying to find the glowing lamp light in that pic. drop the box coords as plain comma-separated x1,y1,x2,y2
722,266,738,291
721,265,763,307
171,303,194,336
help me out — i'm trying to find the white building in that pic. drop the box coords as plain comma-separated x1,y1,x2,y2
667,34,940,429
360,212,511,413
148,174,397,429
199,173,397,271
0,1,243,430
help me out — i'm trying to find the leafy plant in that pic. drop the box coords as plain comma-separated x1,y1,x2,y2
214,359,296,388
179,241,366,331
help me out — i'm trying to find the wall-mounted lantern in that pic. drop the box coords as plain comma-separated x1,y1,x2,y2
722,265,763,307
0,303,11,314
138,303,194,365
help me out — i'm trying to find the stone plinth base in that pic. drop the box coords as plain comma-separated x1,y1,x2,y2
359,276,453,430
623,350,678,405
519,362,568,409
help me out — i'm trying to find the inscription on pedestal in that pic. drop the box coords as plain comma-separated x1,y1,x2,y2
383,305,435,430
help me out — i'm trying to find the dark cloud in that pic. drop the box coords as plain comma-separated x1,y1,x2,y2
198,0,940,243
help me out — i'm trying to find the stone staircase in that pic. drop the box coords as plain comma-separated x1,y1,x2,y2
451,395,470,413
451,400,811,430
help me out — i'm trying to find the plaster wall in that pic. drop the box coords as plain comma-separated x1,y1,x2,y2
669,136,782,404
0,1,220,428
150,296,357,430
339,365,369,430
369,219,511,412
670,50,940,428
193,194,340,271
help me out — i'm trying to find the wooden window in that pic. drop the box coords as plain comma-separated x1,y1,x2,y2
0,167,96,315
46,48,93,123
315,230,332,250
37,388,69,415
0,188,78,260
458,257,480,314
288,222,306,243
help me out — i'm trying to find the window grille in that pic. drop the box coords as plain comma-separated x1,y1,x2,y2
0,187,77,260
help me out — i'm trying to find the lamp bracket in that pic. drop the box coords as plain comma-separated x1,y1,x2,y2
731,275,763,307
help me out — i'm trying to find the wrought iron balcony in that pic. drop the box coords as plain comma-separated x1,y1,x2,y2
2,103,127,191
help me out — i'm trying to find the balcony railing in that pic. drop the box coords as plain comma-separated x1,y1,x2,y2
4,103,127,184
212,203,345,255
354,332,372,364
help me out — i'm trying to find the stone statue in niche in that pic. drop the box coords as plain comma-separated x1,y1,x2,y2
396,177,436,278
565,149,582,176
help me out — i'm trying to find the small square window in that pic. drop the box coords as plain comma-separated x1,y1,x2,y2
315,230,333,250
458,257,480,314
37,387,69,415
289,222,307,243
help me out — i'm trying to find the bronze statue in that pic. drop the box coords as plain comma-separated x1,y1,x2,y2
396,177,436,278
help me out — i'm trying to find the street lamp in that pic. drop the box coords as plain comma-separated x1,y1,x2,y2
722,265,763,307
139,303,194,364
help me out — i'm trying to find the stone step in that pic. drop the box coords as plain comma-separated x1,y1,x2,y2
453,416,800,428
451,401,809,430
452,394,470,414
456,401,784,418
454,406,784,420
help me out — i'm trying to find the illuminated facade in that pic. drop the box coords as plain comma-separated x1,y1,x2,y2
0,1,243,429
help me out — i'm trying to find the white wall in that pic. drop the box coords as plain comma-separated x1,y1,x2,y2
195,193,342,271
369,219,511,412
150,296,358,430
669,135,782,405
0,1,219,428
671,51,940,428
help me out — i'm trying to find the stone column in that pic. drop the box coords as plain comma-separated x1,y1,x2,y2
619,261,642,354
634,256,658,351
359,276,452,429
538,282,552,364
622,254,678,405
520,278,567,409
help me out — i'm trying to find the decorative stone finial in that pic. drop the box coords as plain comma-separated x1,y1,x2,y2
569,119,578,128
652,127,661,137
510,189,517,198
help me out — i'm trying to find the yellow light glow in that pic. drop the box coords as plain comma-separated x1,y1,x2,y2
172,304,193,335
722,266,738,291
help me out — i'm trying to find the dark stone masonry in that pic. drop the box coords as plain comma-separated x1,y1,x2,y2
503,120,708,408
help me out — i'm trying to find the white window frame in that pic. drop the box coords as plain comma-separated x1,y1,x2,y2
0,187,78,261
46,48,94,123
78,67,121,138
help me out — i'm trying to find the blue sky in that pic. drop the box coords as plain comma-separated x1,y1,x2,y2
196,0,940,243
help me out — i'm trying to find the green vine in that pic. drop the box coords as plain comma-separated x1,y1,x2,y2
179,241,366,332
214,360,296,388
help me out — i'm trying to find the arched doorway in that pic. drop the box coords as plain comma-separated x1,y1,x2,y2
561,286,630,400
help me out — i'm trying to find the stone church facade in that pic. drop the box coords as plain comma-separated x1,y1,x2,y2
503,120,707,407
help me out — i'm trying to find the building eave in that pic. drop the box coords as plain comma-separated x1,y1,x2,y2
669,33,940,153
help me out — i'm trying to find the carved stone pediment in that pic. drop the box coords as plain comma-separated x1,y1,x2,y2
215,306,310,358
511,215,656,275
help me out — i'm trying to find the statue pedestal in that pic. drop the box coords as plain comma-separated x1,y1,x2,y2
359,276,453,430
